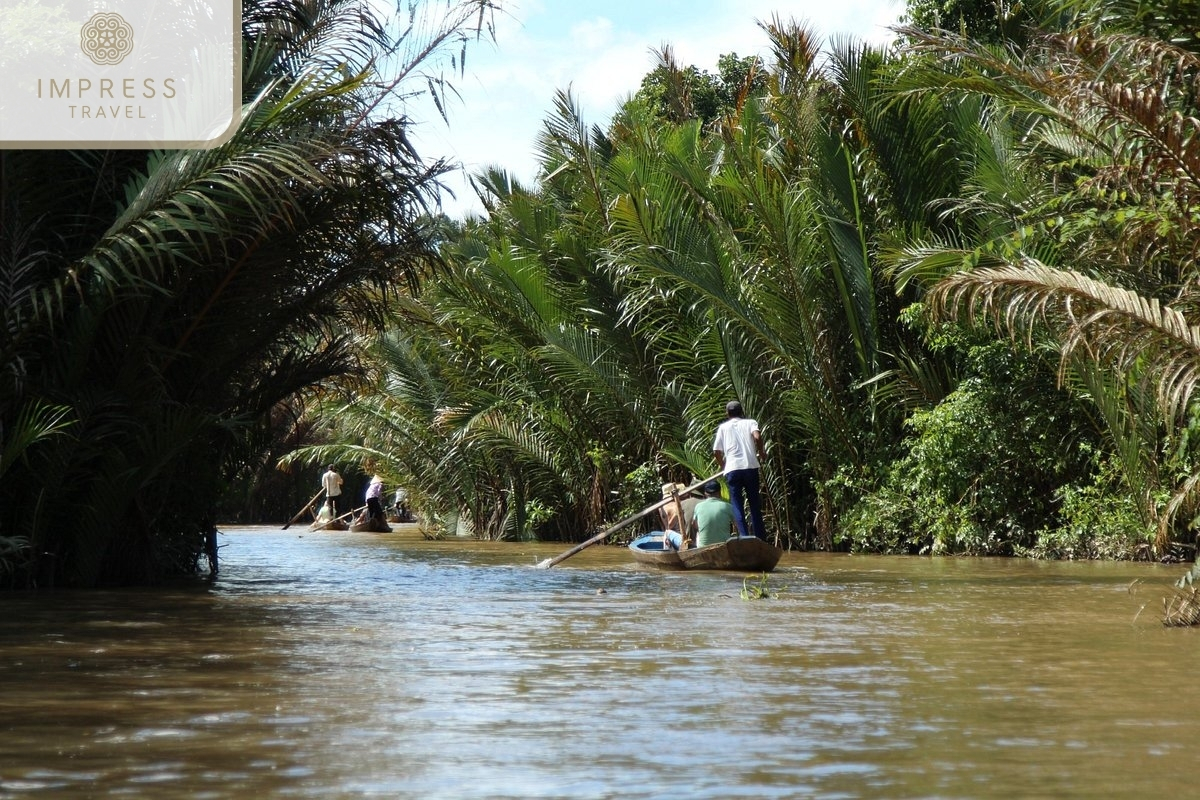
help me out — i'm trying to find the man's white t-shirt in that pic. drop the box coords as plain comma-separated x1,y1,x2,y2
713,417,760,472
322,470,342,497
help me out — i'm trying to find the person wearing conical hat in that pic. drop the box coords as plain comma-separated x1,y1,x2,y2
365,475,385,524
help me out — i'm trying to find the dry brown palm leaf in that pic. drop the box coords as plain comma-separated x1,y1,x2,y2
928,260,1200,421
1163,585,1200,626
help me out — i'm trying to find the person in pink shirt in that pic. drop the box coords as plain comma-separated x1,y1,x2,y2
365,475,386,524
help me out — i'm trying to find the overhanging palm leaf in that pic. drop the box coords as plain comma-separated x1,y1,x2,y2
928,260,1200,423
0,402,72,481
0,0,499,586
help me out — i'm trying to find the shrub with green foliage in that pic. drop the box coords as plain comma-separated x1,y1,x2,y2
1025,449,1153,559
840,340,1100,554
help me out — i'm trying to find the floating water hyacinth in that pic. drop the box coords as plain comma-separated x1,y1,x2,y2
741,572,776,601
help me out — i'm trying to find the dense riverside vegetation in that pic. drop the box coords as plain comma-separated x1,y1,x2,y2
4,0,1200,587
306,0,1200,559
0,0,498,587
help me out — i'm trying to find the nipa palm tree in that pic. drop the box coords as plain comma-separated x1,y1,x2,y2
897,4,1200,553
0,0,498,586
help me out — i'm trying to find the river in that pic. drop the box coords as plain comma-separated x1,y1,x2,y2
0,525,1196,798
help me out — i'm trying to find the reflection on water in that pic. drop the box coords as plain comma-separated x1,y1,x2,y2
1,526,1197,798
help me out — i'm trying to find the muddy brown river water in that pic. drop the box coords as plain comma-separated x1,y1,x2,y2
0,525,1195,798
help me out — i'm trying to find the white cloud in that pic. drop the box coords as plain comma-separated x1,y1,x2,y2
413,0,904,218
569,16,618,50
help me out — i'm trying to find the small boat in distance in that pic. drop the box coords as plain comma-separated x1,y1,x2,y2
628,533,782,572
349,516,391,533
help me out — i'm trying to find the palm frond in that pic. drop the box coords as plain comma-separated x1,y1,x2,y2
929,260,1200,421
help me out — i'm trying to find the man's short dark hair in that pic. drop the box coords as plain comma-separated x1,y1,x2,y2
726,400,743,417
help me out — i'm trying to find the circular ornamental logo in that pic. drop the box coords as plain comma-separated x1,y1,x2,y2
80,13,134,66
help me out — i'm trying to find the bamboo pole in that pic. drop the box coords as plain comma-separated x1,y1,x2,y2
283,490,324,530
307,504,369,530
332,504,368,523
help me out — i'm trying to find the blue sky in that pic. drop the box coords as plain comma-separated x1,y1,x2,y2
412,0,906,217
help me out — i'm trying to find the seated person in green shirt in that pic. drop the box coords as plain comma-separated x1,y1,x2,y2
690,481,736,547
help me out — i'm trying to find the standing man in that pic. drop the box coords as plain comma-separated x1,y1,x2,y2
712,400,767,540
321,465,343,516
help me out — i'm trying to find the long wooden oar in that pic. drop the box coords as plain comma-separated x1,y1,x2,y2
332,504,368,523
283,490,325,530
306,503,369,530
535,472,722,569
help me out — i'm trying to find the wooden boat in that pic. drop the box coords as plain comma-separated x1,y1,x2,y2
309,518,349,531
628,533,782,572
627,533,685,569
679,536,782,571
349,516,391,533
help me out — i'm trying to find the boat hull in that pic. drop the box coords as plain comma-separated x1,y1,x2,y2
628,533,781,572
678,536,781,572
349,518,392,533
